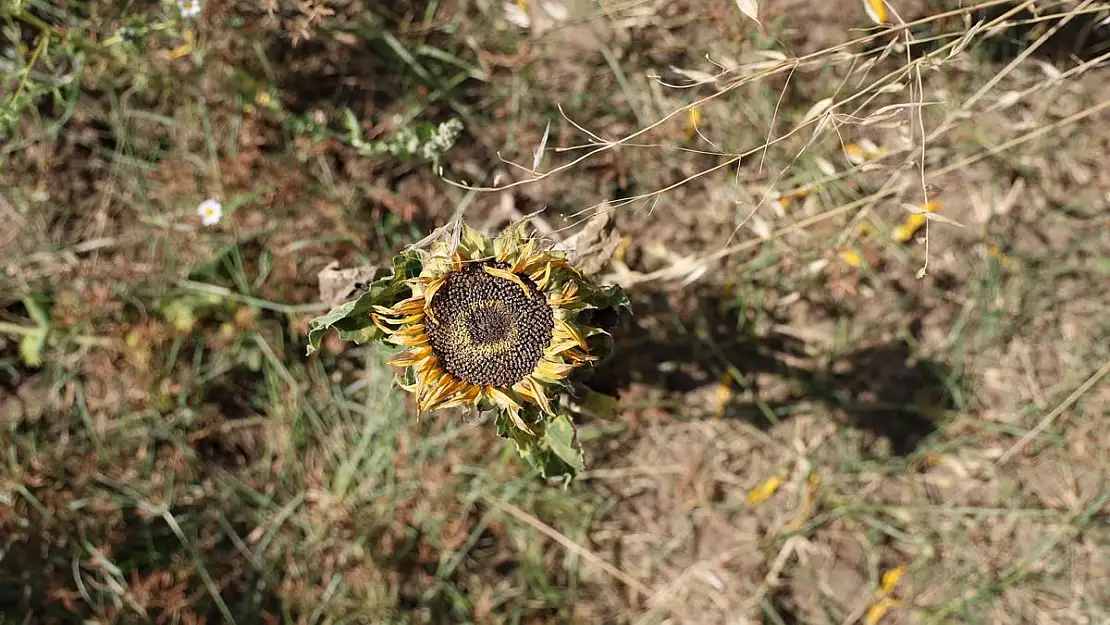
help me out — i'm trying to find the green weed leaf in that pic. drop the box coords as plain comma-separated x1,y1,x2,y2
19,331,46,368
17,296,51,368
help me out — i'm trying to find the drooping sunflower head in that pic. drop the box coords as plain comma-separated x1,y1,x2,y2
370,220,621,432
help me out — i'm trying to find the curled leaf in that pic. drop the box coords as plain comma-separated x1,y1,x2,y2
317,261,389,309
552,209,623,276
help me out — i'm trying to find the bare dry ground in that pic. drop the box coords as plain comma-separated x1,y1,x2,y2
3,0,1110,623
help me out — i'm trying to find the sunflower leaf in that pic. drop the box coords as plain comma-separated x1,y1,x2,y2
459,222,492,258
493,218,530,260
543,412,584,477
307,250,424,355
495,410,583,484
307,279,406,356
571,388,620,421
306,292,380,355
588,283,631,314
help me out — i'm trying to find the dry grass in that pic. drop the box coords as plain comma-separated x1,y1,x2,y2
3,0,1110,623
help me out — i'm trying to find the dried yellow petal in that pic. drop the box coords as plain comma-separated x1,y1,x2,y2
845,143,867,165
715,373,732,418
746,475,784,507
840,249,863,267
863,0,887,24
864,597,901,625
614,236,631,262
987,245,1013,267
894,201,940,243
685,108,703,138
878,565,906,596
168,42,192,59
777,187,811,210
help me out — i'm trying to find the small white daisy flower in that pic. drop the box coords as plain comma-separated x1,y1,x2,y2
542,1,568,22
196,199,222,226
178,0,202,19
503,1,531,29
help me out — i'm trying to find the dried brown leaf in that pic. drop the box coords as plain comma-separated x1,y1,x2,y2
553,208,623,276
317,261,387,308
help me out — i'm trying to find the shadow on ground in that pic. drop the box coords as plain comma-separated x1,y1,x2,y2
888,2,1110,64
584,284,958,458
974,2,1110,64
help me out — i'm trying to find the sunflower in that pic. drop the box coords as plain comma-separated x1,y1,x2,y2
369,221,615,433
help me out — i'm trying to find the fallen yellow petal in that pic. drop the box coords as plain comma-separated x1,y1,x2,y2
864,0,888,24
614,236,631,262
783,472,823,531
987,244,1014,267
777,187,811,210
715,373,732,418
168,42,192,59
746,475,785,507
840,249,863,267
845,143,866,165
894,209,931,243
685,108,703,138
879,565,905,596
864,597,901,625
922,453,944,467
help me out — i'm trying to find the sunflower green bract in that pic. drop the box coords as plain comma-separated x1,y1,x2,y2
307,219,630,483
